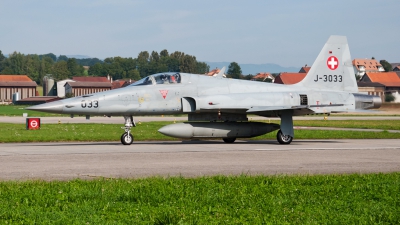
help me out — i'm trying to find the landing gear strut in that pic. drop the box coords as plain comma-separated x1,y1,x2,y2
121,116,135,145
276,129,293,144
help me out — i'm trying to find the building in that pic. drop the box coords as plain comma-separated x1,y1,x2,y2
299,66,311,73
65,81,112,97
273,65,310,85
0,75,37,103
360,72,400,103
72,76,110,82
357,82,385,102
206,68,226,77
112,79,134,89
274,73,307,84
252,73,274,82
390,63,400,71
57,76,113,98
56,79,75,98
16,96,62,105
352,59,384,76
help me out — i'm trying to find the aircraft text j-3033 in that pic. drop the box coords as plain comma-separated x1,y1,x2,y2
313,74,343,82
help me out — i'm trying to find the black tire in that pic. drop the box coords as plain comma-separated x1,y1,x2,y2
223,137,236,143
276,130,293,144
121,133,134,145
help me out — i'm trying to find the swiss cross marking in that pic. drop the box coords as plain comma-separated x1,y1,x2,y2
159,90,168,99
327,56,339,70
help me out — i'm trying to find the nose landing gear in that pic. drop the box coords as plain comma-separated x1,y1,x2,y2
121,116,135,145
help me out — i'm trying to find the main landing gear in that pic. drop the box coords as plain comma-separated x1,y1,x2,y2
276,129,293,144
121,116,135,145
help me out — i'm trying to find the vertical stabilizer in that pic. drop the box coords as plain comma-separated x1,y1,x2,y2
295,35,357,92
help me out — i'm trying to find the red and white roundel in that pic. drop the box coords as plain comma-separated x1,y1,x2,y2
327,56,339,70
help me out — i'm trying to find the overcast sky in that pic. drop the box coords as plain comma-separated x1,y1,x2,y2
0,0,398,67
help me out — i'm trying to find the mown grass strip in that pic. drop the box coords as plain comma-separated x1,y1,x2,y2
0,173,399,224
0,105,65,117
0,121,400,143
293,120,400,130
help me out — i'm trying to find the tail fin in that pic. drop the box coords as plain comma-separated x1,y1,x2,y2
295,35,357,92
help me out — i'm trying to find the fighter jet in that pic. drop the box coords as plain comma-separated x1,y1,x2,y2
28,35,381,145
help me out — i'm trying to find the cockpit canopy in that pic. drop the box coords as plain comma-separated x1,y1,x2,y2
129,73,181,86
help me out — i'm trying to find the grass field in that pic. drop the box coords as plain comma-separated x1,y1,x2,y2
0,120,400,143
0,173,399,224
0,105,63,117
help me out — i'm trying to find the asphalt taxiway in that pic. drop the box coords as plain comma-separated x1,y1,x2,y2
1,139,399,180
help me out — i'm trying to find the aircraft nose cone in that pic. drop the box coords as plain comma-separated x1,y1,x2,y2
26,100,64,113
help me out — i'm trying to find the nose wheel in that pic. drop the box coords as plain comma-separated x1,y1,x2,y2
121,116,135,145
121,132,134,145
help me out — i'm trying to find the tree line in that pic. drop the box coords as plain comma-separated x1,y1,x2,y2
0,49,210,85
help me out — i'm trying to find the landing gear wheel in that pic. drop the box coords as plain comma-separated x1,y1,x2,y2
277,130,293,144
223,137,236,143
121,133,134,145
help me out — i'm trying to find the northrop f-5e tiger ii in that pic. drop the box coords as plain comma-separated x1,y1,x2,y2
28,35,381,145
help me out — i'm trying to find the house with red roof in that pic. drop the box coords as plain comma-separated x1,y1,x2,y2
65,81,112,97
274,66,309,85
274,73,306,84
361,72,400,102
206,68,226,78
0,75,37,103
299,66,311,73
72,76,110,83
252,72,274,82
352,59,384,76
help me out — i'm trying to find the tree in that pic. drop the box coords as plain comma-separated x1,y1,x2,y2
7,51,25,74
52,61,69,80
385,93,395,102
57,55,68,62
380,60,392,72
39,53,57,62
227,62,242,79
67,58,84,77
128,69,141,81
196,62,209,74
160,49,169,58
0,50,5,72
88,62,104,76
137,51,150,78
24,54,41,83
180,55,197,73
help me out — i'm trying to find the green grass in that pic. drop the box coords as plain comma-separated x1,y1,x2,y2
0,173,399,224
292,120,400,130
0,121,399,143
